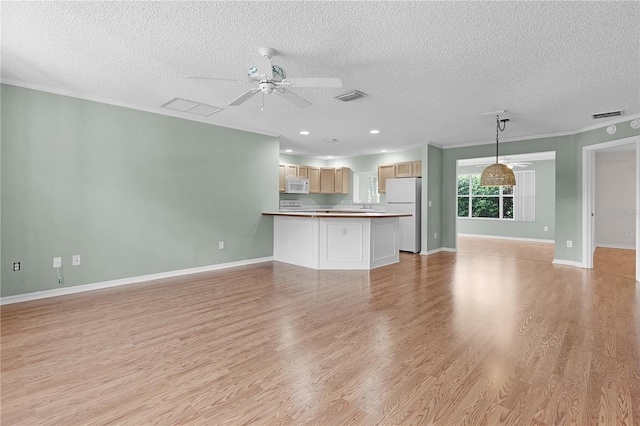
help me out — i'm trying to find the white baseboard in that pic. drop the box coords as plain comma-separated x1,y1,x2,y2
0,257,274,305
458,233,554,243
441,247,458,253
595,244,636,250
420,248,442,256
552,259,585,268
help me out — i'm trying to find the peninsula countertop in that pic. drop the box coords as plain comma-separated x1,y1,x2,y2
262,210,412,219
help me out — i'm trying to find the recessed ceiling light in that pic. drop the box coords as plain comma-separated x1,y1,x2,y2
300,131,309,135
370,129,380,134
327,156,333,159
380,149,388,153
285,149,292,153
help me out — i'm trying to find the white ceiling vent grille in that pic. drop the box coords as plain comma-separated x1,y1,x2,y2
591,109,624,119
161,97,223,116
334,90,367,102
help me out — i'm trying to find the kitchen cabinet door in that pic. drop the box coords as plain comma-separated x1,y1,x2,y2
320,168,335,193
298,166,308,179
308,167,321,193
377,164,395,194
395,162,412,178
279,164,286,192
285,164,298,178
335,167,350,194
411,161,422,177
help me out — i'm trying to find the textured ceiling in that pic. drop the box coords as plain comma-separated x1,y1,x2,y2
2,1,639,158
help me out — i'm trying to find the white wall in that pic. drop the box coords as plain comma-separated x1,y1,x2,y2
595,150,637,248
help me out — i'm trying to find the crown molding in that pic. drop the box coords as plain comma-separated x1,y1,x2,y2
442,113,640,150
0,79,281,138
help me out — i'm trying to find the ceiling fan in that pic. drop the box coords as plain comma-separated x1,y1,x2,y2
476,157,532,169
185,47,342,109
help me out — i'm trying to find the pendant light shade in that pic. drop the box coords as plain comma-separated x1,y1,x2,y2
480,115,516,186
480,163,516,186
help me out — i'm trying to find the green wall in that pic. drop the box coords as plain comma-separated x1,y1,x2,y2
456,160,556,240
441,121,639,262
1,84,279,297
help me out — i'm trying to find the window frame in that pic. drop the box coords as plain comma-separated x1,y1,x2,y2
457,174,515,220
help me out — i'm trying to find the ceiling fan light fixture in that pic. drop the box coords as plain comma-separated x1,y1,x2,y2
480,115,516,187
248,64,286,80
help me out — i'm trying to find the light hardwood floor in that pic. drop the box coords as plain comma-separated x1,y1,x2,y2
593,246,636,281
2,238,639,425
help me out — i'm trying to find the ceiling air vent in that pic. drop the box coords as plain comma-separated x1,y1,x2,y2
591,109,624,119
334,90,367,102
161,97,223,116
323,138,339,143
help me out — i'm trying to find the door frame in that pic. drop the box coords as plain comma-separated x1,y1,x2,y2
581,135,640,281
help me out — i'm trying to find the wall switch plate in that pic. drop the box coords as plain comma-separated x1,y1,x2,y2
566,240,572,248
544,226,549,232
53,257,62,268
428,201,432,207
219,241,224,250
13,262,21,272
72,255,81,266
434,232,437,239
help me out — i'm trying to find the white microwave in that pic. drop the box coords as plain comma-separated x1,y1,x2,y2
285,177,309,194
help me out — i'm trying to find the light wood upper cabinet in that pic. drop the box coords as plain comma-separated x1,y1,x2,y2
334,167,350,194
320,168,335,193
308,167,321,193
411,161,422,177
377,164,395,194
279,164,286,193
285,164,298,178
395,162,412,178
395,161,422,178
279,164,351,194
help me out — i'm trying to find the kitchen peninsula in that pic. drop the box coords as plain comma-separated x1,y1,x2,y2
262,211,411,270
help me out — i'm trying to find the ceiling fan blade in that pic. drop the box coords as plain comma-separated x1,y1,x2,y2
278,88,311,108
251,53,273,79
185,75,249,83
282,78,342,88
229,88,259,106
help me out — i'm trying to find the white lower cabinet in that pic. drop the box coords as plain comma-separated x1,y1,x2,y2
273,216,399,270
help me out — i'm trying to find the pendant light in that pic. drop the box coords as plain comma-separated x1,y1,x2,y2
480,116,516,186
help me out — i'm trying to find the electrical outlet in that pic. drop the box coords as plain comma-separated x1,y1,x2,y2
434,232,437,239
219,241,224,250
53,257,62,268
13,262,21,272
566,240,572,248
544,226,549,232
72,255,81,266
428,200,432,207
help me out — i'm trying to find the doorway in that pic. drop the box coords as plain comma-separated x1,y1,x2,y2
582,135,640,282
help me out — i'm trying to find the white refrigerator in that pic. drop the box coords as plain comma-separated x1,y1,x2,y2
385,177,421,253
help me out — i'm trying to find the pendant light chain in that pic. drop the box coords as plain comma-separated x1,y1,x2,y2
495,115,508,164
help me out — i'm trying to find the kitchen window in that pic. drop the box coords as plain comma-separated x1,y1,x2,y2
457,171,535,221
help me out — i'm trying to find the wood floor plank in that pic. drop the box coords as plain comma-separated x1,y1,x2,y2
1,237,638,425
